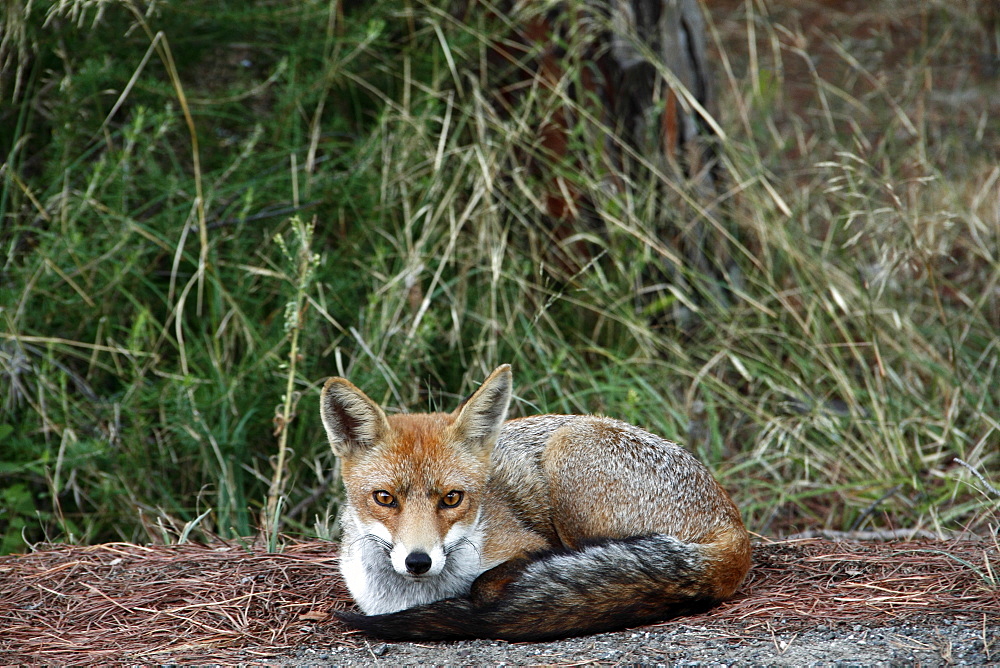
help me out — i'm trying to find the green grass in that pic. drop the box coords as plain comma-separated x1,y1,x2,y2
1,0,998,553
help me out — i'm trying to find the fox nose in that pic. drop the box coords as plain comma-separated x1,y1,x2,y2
404,551,433,575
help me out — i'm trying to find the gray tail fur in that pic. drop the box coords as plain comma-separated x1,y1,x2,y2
336,534,721,641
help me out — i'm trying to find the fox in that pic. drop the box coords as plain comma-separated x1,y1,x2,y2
319,364,750,641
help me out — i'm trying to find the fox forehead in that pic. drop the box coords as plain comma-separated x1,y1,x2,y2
341,413,490,494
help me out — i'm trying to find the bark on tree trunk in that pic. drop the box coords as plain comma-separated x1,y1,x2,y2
604,0,732,319
606,0,718,189
479,1,734,317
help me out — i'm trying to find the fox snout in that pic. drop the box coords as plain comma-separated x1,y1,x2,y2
404,551,433,575
389,541,446,578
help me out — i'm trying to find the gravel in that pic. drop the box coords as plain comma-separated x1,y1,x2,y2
274,617,995,666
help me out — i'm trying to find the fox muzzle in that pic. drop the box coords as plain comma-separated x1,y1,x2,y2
404,551,433,575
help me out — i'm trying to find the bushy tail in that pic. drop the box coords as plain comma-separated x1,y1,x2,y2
336,533,744,642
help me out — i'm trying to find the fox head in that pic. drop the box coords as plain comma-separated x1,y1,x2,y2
320,364,512,582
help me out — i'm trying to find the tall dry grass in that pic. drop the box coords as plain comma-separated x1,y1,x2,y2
0,0,997,552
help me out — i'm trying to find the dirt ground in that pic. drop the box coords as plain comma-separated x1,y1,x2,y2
2,537,997,665
284,619,993,666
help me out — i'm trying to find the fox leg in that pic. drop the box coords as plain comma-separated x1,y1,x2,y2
469,557,534,606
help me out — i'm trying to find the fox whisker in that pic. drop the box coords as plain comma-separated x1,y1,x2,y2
351,533,391,555
445,536,480,560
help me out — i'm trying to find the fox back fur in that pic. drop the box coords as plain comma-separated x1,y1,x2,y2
320,364,750,641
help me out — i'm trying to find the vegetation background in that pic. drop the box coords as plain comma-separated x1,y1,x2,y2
1,0,998,555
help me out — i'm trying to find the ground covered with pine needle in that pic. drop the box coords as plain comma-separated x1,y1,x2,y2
2,537,997,664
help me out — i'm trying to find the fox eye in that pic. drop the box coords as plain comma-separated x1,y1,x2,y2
372,490,396,507
440,490,464,508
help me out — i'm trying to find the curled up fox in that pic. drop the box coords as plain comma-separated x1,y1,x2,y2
320,364,750,641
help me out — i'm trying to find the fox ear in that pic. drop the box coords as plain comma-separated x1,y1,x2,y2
451,364,512,454
320,377,390,457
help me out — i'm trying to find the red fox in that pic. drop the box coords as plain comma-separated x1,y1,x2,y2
320,364,750,641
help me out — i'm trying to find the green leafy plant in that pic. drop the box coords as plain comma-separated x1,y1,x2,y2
1,0,997,554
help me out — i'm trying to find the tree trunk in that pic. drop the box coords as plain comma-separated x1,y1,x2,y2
606,0,719,189
481,1,732,315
